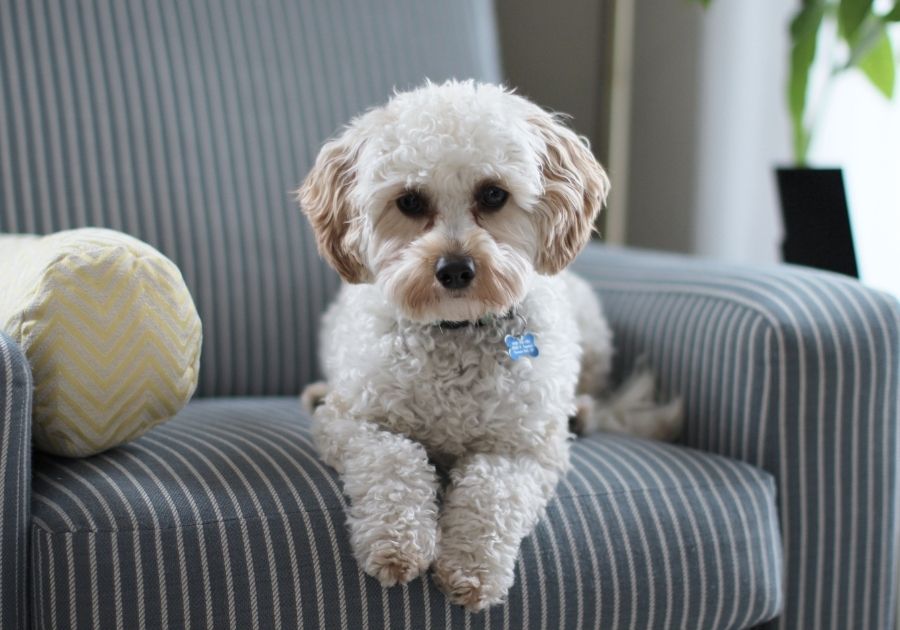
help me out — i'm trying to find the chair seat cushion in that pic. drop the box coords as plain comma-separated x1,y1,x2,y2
31,398,783,629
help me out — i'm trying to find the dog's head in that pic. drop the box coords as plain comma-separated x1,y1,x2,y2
298,80,609,323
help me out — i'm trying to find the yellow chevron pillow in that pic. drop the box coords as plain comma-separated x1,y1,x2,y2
0,228,202,457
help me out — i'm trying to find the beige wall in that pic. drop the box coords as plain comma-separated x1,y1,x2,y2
494,0,612,161
494,0,620,238
625,0,702,254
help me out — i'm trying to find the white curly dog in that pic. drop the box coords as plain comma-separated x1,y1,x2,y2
298,80,681,611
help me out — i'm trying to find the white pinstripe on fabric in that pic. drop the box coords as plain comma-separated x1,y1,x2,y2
261,425,376,625
137,434,241,629
558,475,608,628
548,495,584,629
715,451,772,628
31,520,55,630
224,420,356,629
177,424,289,628
659,439,736,629
156,427,267,630
531,523,551,630
15,354,28,623
782,274,849,630
46,529,58,630
659,439,757,630
844,283,899,630
119,449,215,629
87,525,99,629
64,531,76,628
91,455,196,629
605,438,691,629
706,302,740,451
581,443,665,629
200,413,357,629
199,423,323,629
54,466,148,628
805,276,879,630
736,316,764,462
31,503,76,630
32,527,44,629
84,459,175,629
33,478,120,629
0,336,14,621
514,554,530,630
617,443,696,630
570,449,639,629
567,465,624,628
536,509,566,629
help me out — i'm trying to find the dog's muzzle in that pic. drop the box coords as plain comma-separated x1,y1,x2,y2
435,255,475,290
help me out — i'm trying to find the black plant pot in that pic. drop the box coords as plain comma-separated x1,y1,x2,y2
775,167,859,277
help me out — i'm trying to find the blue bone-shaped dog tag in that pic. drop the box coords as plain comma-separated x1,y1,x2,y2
505,333,539,360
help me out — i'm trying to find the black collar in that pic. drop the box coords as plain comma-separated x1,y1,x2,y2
435,308,518,330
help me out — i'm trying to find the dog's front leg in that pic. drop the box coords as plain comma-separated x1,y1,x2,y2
432,444,568,611
313,409,440,587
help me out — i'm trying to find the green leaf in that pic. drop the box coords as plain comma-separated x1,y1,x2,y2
839,0,874,42
884,3,900,20
788,5,825,164
845,17,887,67
857,29,895,97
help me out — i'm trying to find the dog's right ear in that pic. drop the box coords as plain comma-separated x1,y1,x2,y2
297,129,369,283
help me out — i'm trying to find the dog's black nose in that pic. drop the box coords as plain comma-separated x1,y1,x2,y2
435,255,476,290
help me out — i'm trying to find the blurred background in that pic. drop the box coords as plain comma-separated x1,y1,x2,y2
495,0,900,299
2,0,897,298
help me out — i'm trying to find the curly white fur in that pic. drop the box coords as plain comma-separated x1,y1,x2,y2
298,80,681,610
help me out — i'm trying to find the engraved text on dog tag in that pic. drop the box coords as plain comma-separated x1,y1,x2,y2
505,333,539,360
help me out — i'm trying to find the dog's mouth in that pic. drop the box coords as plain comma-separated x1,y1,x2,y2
384,272,516,323
377,242,531,324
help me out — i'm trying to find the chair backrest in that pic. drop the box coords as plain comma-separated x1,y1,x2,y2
0,0,501,396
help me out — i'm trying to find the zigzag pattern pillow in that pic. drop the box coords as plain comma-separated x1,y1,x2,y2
0,228,201,457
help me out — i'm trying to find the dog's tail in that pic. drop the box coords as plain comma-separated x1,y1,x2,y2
572,370,683,441
300,380,330,415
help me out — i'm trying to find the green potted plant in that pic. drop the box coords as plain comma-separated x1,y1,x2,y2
692,0,899,276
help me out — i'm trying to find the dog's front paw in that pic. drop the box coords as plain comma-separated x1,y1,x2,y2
432,553,510,611
353,515,439,587
363,542,433,587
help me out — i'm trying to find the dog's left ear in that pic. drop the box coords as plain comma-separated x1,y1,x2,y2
529,114,610,275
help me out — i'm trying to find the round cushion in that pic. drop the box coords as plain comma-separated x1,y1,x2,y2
0,228,202,457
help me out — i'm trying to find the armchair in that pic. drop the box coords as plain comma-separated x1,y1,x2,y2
0,0,896,628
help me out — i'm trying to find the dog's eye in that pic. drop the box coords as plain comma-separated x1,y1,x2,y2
477,185,509,210
396,192,428,217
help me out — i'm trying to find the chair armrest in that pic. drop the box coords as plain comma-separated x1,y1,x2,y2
0,330,32,630
572,243,900,630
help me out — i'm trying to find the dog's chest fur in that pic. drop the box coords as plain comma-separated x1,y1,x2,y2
321,277,583,459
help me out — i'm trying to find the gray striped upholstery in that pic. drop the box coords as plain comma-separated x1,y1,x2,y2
572,244,900,630
0,0,501,397
0,330,32,630
31,397,782,630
